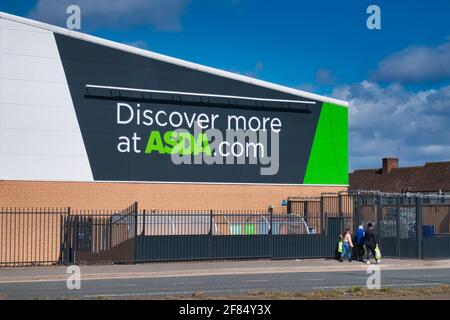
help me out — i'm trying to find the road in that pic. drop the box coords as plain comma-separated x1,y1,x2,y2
1,259,450,299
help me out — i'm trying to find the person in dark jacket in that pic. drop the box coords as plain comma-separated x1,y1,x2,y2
364,223,378,264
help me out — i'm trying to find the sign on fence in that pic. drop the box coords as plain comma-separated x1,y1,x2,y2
245,224,257,235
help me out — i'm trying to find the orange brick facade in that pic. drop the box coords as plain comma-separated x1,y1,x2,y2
0,180,347,211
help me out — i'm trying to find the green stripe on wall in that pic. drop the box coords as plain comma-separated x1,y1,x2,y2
303,102,348,185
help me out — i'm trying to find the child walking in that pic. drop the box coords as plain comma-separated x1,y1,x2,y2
339,228,354,262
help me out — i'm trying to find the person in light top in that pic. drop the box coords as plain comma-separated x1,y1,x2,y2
339,228,354,262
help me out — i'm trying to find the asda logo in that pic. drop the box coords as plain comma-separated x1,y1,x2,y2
144,130,212,155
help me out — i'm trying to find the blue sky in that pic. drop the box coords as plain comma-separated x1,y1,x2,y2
1,0,450,171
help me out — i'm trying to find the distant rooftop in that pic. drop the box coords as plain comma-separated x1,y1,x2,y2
349,158,450,193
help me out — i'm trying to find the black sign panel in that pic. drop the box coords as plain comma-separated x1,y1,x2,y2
54,34,322,184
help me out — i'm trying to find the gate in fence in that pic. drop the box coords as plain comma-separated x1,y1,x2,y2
1,192,449,267
288,192,450,260
61,203,138,264
354,194,419,259
354,192,450,259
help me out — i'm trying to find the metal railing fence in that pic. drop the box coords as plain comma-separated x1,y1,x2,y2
1,191,449,266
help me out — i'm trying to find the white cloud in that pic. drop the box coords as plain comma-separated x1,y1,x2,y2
315,68,336,85
332,81,450,170
420,145,450,156
28,0,191,31
372,40,450,83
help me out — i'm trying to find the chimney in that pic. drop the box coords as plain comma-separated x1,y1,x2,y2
382,158,398,175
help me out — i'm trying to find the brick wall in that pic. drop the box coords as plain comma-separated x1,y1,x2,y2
0,211,63,266
0,180,347,210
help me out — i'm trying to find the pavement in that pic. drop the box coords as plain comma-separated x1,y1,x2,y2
1,258,450,299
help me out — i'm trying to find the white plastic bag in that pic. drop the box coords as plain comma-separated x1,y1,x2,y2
375,244,382,262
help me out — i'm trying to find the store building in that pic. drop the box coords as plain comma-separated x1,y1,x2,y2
0,12,349,210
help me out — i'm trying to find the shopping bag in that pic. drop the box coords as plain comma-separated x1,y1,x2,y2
375,244,382,261
338,241,343,253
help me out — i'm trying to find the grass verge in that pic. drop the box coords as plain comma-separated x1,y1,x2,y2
165,285,450,300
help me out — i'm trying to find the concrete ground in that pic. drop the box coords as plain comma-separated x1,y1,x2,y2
1,258,450,299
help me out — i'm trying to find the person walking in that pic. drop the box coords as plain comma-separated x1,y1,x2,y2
355,225,366,262
339,228,354,262
364,223,379,264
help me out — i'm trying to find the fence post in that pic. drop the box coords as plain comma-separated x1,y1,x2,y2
72,215,79,264
338,193,343,218
68,207,72,264
209,209,213,235
396,196,401,257
320,195,324,233
109,216,113,251
152,209,156,236
269,206,273,235
376,195,382,245
354,194,360,231
287,198,292,214
134,202,139,238
67,207,72,264
209,209,213,261
142,209,146,236
134,202,138,263
60,207,71,265
269,206,273,259
304,201,308,223
59,214,63,264
416,197,423,259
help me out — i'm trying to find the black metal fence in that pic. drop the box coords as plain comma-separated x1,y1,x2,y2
0,204,139,267
70,209,345,264
0,207,67,267
289,191,450,260
61,203,139,265
354,192,450,259
1,191,449,267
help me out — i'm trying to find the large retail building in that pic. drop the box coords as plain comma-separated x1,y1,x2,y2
0,12,349,210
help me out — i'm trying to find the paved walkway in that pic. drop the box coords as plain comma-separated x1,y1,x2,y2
1,258,450,283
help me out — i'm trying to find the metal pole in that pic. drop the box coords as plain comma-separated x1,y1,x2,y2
73,215,78,264
416,197,423,259
354,195,360,232
209,209,213,261
60,207,71,264
269,206,273,259
304,201,308,224
133,202,139,263
320,195,324,233
134,202,139,238
209,209,213,235
67,207,71,264
269,207,273,235
396,196,401,258
142,209,146,236
376,195,382,245
109,216,113,251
